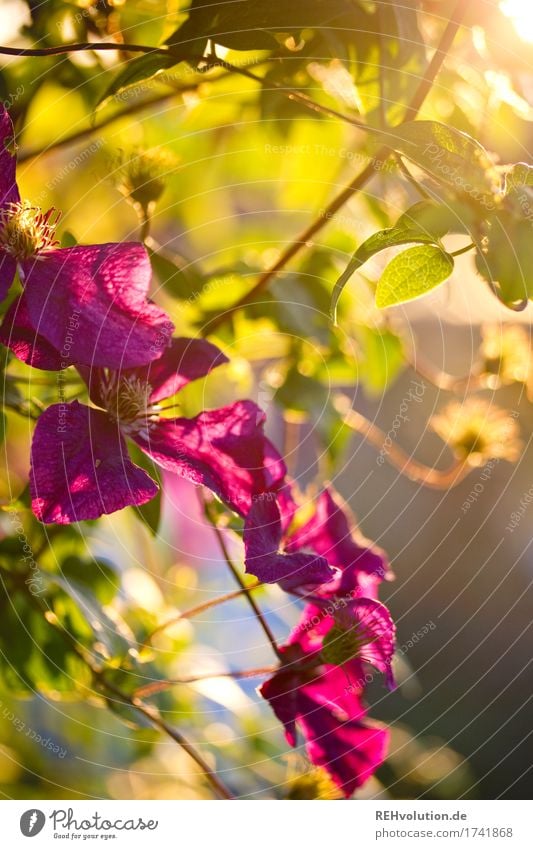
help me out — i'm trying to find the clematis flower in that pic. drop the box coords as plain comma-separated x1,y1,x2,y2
285,486,392,599
30,338,287,524
243,484,391,599
243,495,335,590
0,105,173,369
259,607,391,796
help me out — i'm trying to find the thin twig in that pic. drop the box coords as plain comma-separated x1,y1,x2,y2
134,666,277,699
337,399,471,489
202,0,471,334
145,583,262,644
202,495,283,660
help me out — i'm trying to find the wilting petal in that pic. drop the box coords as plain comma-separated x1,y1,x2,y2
128,337,228,403
286,486,391,593
0,251,16,303
260,663,388,797
0,294,64,370
22,243,174,369
0,107,19,207
243,497,333,589
134,400,285,515
30,401,158,524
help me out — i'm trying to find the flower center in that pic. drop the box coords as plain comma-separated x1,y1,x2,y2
0,201,61,260
101,374,161,437
320,621,377,667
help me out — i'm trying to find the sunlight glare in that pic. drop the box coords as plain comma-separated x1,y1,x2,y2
500,0,533,44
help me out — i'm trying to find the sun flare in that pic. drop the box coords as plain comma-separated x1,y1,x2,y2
500,0,533,43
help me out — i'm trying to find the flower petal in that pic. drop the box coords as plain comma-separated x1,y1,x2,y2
0,107,20,207
299,695,388,797
260,664,388,797
0,294,64,370
22,243,174,369
128,337,228,403
134,400,286,515
286,486,392,594
243,497,333,589
30,401,159,524
341,598,396,688
0,251,16,303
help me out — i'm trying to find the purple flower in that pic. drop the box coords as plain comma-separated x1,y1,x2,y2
0,106,173,369
30,338,286,524
259,633,388,796
285,486,393,600
291,599,396,688
243,495,335,590
243,483,391,599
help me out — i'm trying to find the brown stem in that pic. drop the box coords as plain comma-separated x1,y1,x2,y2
202,496,283,660
338,400,471,489
0,42,167,58
134,666,278,699
202,0,470,334
145,582,262,643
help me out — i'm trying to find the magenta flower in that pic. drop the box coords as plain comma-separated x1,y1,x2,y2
285,486,392,599
30,338,286,524
0,106,173,369
295,599,396,688
243,495,335,590
259,631,389,796
243,484,391,599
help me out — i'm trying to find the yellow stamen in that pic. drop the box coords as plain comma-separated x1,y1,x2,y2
0,201,61,260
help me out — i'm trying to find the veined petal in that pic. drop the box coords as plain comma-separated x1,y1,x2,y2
30,401,158,524
128,337,228,403
286,486,392,593
22,243,174,369
134,400,284,515
0,294,64,370
243,497,333,589
343,598,396,688
0,107,20,207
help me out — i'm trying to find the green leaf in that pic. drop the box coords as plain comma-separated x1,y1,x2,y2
375,245,454,308
274,368,351,464
95,53,181,112
475,212,533,306
60,555,119,605
377,121,499,202
331,201,458,322
148,247,205,301
504,162,533,192
166,0,366,52
128,443,162,536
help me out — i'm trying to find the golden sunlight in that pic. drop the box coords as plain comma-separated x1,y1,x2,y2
500,0,533,43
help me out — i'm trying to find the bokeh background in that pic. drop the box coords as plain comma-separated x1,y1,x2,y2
0,0,531,800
